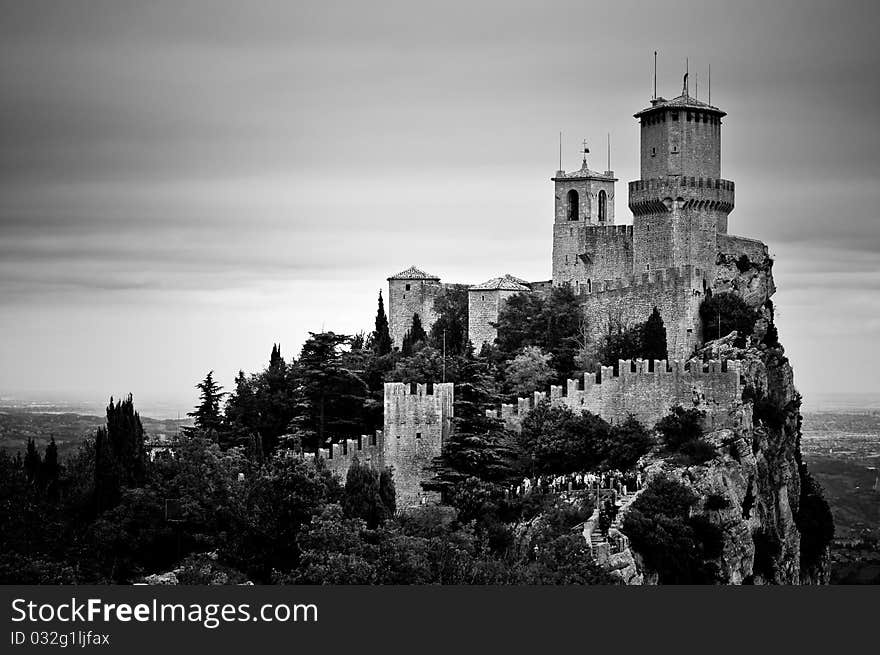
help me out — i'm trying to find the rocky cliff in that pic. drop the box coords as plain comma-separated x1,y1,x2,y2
609,250,833,584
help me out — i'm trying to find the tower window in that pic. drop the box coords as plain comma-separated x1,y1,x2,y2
651,147,656,157
687,111,692,121
672,111,678,121
598,190,607,222
567,189,579,221
587,279,592,293
405,283,410,291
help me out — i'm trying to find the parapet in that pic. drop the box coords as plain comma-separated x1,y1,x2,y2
628,176,734,215
315,430,385,476
487,358,742,431
577,264,706,297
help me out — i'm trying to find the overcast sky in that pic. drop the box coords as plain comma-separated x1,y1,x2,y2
1,0,878,416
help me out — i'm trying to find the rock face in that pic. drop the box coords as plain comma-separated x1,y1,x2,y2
609,253,832,584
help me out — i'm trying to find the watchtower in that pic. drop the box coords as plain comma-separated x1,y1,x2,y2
629,77,735,274
387,266,442,349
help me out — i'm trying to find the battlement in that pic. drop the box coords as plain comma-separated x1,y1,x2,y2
316,430,384,477
628,176,735,216
577,264,706,297
488,358,741,431
582,224,634,237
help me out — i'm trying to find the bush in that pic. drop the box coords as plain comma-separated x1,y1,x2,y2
699,292,757,346
736,254,751,273
705,493,731,512
753,398,786,431
795,464,834,574
621,477,723,584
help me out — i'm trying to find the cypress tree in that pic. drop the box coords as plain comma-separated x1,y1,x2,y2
23,438,41,485
641,306,669,362
373,291,393,355
43,437,59,496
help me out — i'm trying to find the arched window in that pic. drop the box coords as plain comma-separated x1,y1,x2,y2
567,189,579,221
598,190,607,222
587,279,592,293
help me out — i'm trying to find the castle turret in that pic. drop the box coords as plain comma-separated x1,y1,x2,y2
551,154,619,287
387,266,441,348
629,85,734,274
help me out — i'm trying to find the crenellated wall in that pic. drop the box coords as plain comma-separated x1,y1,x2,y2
383,382,454,508
487,358,742,433
313,382,454,511
578,264,707,360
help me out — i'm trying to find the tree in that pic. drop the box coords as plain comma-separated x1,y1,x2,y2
401,313,427,356
699,292,757,346
655,406,714,463
504,346,556,397
43,437,59,497
516,403,607,474
640,306,668,362
429,285,469,356
342,459,394,529
372,291,393,356
600,417,655,471
23,438,41,485
597,317,642,367
187,371,225,436
621,476,723,584
292,332,370,448
94,395,147,513
494,285,583,382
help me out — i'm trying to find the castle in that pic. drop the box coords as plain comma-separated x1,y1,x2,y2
321,79,771,509
387,78,769,359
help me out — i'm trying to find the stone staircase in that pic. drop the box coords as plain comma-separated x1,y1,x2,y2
581,487,643,553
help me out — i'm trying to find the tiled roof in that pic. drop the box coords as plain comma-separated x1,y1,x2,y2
470,274,531,291
553,161,616,181
388,266,440,281
634,93,726,118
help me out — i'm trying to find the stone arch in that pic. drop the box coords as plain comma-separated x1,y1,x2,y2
567,189,579,221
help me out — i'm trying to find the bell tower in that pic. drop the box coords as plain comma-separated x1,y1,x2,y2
629,76,734,273
551,143,618,286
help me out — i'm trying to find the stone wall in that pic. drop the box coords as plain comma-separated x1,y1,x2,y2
383,382,454,508
488,358,742,432
312,383,453,510
579,265,707,360
553,224,634,289
388,278,442,348
630,176,735,274
639,109,722,180
468,287,527,349
316,431,384,479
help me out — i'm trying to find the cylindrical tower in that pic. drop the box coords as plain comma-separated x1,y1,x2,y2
629,88,734,274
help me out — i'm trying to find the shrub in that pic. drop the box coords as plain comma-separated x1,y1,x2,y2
655,406,715,464
621,477,723,584
699,292,757,345
704,493,731,512
753,397,786,431
736,254,751,273
795,464,834,574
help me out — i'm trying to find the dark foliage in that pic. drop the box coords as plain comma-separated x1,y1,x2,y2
372,291,393,356
795,463,834,574
699,291,757,346
621,476,723,584
654,406,714,463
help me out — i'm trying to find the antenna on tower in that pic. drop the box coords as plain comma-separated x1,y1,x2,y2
684,57,689,96
558,131,562,171
708,64,712,105
695,71,699,100
653,50,657,100
607,132,611,171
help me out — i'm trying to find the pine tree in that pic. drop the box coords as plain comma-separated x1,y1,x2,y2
94,394,147,512
372,291,393,356
640,306,669,363
188,371,225,435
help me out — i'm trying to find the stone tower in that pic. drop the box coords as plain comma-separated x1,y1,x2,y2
551,154,618,288
629,80,735,274
387,266,442,348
